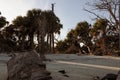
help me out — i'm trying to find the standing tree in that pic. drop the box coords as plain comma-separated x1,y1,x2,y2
90,19,108,55
26,9,42,50
13,16,29,51
0,12,11,52
2,24,17,51
75,21,92,54
45,11,62,53
56,21,92,54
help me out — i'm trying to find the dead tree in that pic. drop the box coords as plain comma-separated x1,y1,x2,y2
85,0,120,25
85,0,120,50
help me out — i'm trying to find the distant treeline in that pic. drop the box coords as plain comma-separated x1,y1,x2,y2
55,20,119,56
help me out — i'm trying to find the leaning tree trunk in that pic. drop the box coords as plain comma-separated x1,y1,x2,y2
86,46,92,55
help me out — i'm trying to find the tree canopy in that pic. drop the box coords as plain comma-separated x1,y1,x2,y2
0,9,62,54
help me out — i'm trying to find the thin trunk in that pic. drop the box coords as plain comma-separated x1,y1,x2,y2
37,32,45,60
50,33,52,53
47,33,50,53
40,34,45,60
29,34,34,50
107,3,118,23
37,31,40,53
100,37,106,54
52,33,55,53
119,0,120,50
21,35,25,51
47,34,49,45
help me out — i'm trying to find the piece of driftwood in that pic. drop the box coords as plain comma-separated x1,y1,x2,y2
7,50,52,80
117,71,120,80
101,73,117,80
93,71,120,80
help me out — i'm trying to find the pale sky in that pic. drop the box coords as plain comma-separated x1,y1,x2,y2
0,0,95,40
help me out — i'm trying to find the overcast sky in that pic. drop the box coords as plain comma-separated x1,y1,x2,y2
0,0,96,40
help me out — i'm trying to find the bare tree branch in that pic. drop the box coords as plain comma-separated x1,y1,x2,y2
84,8,102,19
89,0,119,26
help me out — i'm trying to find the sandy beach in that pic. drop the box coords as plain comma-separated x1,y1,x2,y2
45,54,120,80
0,54,10,80
0,54,120,80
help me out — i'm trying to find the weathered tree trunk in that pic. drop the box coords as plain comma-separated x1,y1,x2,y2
7,50,52,80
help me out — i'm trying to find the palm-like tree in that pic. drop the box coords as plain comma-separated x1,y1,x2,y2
12,16,29,51
44,11,62,53
13,9,42,51
11,9,62,55
1,24,17,51
0,13,11,52
26,9,42,50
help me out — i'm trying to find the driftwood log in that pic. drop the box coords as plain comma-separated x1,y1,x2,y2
7,50,52,80
93,71,120,80
117,71,120,80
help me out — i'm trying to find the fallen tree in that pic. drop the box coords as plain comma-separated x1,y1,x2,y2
7,50,52,80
